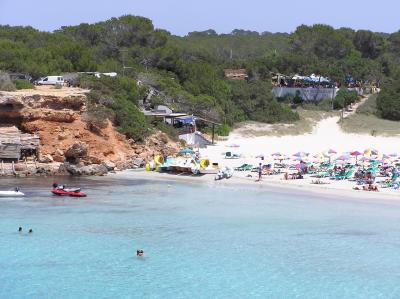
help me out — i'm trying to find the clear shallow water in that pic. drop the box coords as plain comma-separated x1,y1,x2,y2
1,175,400,298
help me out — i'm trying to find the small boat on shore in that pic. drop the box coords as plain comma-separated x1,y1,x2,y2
0,189,25,197
215,166,234,180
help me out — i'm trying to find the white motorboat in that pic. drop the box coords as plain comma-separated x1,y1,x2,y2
0,190,25,197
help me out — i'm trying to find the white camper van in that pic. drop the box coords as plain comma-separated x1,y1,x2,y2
36,76,65,86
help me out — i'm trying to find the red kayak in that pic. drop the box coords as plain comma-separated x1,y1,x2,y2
51,189,87,197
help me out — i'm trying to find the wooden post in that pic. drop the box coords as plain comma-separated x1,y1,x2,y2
12,161,16,175
212,124,215,145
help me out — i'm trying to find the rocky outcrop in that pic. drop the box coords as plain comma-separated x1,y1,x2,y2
63,163,108,176
65,142,88,162
0,87,180,176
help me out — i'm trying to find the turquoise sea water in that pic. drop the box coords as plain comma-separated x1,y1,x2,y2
1,174,400,299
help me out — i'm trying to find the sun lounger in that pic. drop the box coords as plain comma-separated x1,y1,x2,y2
234,164,253,171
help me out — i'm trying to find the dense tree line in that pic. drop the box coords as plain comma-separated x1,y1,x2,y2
0,16,399,140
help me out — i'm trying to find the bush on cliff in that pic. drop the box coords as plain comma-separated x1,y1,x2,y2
0,71,16,91
79,75,150,141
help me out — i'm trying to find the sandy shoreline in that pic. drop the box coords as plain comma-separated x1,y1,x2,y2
111,170,400,202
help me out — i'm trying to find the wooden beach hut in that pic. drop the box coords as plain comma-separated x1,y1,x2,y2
0,126,40,161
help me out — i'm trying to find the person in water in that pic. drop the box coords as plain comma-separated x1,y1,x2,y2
28,229,33,234
137,249,144,257
18,227,22,232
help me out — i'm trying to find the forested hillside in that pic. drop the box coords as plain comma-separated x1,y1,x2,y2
1,15,400,141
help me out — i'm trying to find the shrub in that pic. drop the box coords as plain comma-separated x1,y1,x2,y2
334,88,358,109
15,79,34,90
153,120,179,140
0,71,16,91
377,80,400,121
83,99,114,133
113,97,149,141
292,90,303,105
216,124,231,136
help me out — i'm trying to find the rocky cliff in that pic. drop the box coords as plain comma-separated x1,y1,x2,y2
0,86,179,174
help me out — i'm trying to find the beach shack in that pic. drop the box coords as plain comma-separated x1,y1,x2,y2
224,69,248,80
0,126,40,161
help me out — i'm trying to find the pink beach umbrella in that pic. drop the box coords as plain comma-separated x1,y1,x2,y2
336,154,350,161
226,144,240,148
351,151,362,164
351,151,362,156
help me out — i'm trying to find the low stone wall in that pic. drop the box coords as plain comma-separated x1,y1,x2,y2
273,87,337,102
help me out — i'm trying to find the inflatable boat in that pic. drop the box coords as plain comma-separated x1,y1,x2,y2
51,187,86,197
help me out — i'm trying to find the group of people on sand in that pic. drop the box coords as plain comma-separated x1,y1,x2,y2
353,184,379,192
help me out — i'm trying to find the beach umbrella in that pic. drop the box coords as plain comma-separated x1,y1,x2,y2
350,151,362,164
277,155,287,161
336,154,350,161
271,152,282,156
351,151,362,156
226,144,240,148
255,154,265,159
293,151,309,157
389,153,398,158
364,148,378,156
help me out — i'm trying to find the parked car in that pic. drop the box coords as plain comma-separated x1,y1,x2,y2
9,73,32,82
62,73,79,87
36,76,65,86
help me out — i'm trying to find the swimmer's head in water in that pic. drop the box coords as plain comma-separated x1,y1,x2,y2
18,227,22,232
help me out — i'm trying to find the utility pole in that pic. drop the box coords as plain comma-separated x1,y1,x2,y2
120,49,133,76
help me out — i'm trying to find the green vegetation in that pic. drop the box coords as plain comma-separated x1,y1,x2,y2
79,75,149,141
341,94,400,136
377,79,400,120
0,71,15,91
0,16,399,139
14,79,34,89
333,88,359,109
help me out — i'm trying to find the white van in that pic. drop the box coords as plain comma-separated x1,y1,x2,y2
37,76,65,86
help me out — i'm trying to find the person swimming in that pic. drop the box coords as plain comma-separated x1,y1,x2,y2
28,229,33,234
18,227,22,232
137,249,144,257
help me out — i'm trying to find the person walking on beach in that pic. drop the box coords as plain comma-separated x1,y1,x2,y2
258,163,262,181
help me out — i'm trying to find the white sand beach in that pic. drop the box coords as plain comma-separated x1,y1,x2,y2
200,116,400,164
163,114,400,199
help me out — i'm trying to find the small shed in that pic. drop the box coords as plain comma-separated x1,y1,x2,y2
224,69,248,80
0,126,40,160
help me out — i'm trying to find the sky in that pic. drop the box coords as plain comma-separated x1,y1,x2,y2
0,0,399,35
